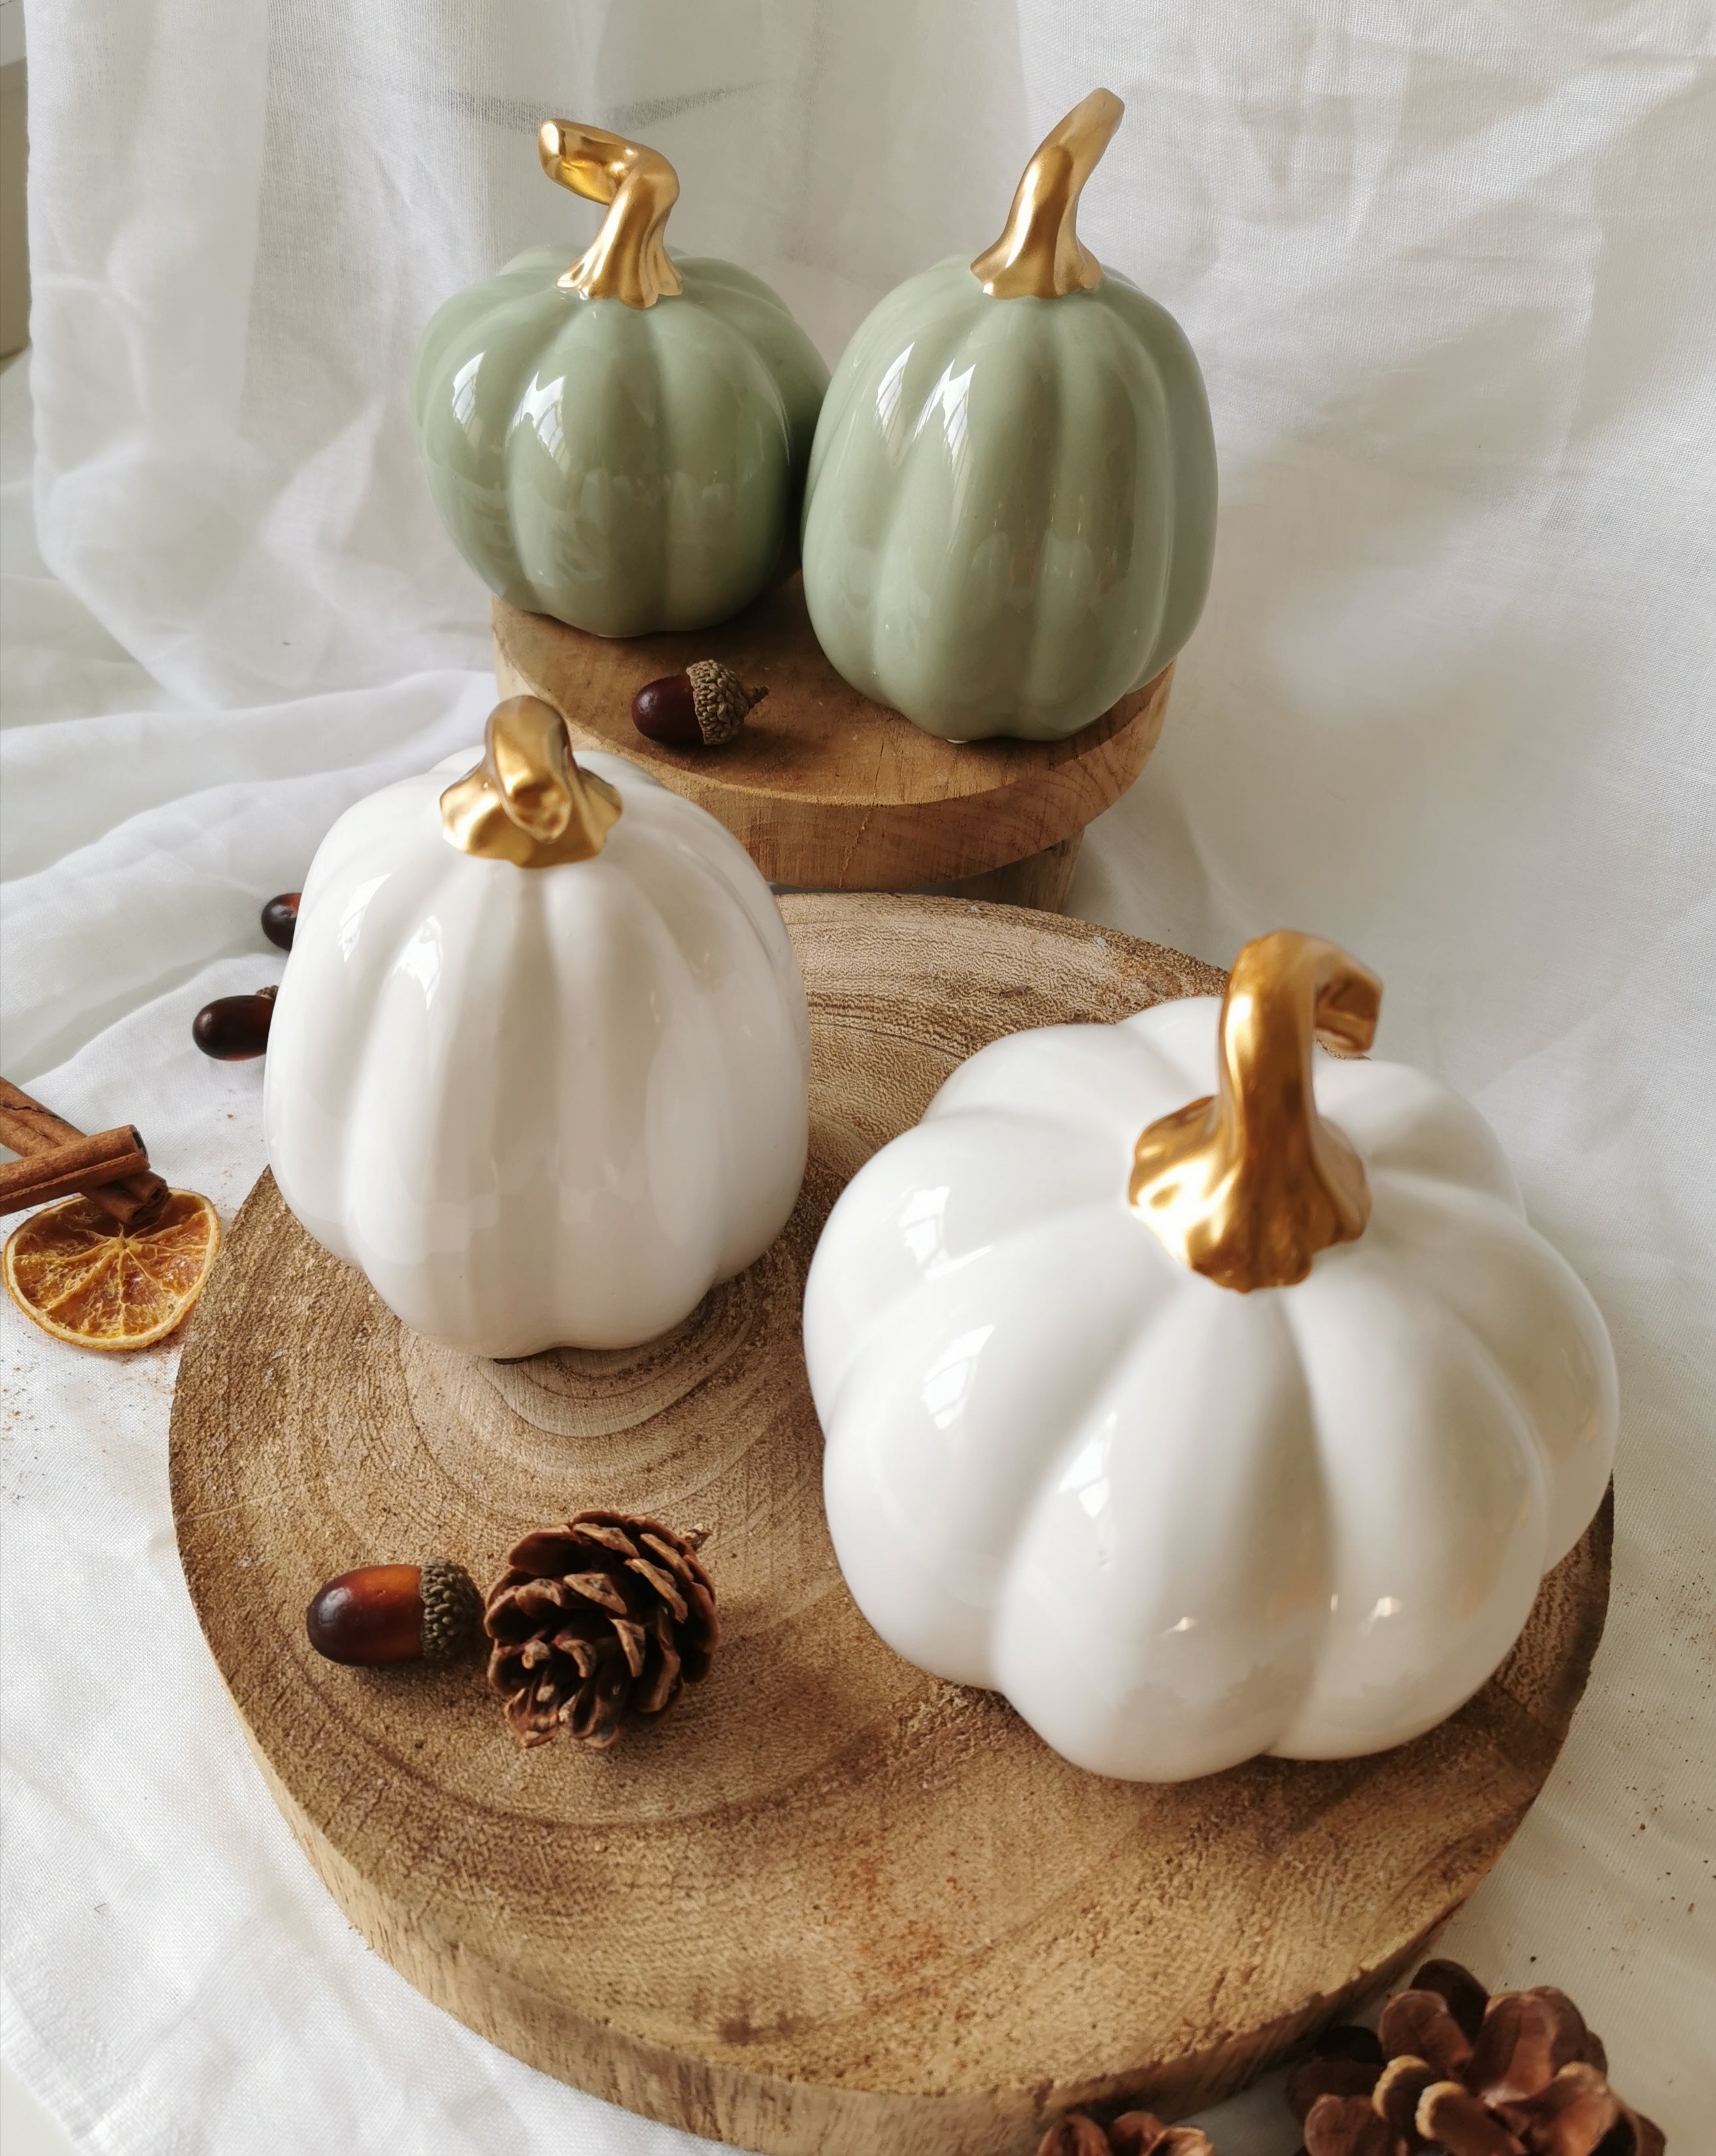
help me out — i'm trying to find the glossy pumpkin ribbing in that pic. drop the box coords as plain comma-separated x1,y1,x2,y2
415,248,828,638
264,746,810,1358
801,256,1216,741
805,984,1617,1781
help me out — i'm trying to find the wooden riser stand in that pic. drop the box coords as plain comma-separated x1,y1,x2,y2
491,578,1172,910
171,899,1609,2156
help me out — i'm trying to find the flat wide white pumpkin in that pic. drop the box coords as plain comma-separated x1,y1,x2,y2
266,703,809,1358
804,935,1615,1782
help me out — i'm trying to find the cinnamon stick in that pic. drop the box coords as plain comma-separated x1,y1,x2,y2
0,1079,169,1227
0,1129,154,1216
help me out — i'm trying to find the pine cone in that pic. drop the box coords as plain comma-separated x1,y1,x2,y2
484,1512,717,1751
1036,2112,1215,2155
1290,1959,1665,2156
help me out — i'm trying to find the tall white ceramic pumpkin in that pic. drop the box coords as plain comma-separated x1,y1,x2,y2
266,698,809,1358
804,932,1616,1782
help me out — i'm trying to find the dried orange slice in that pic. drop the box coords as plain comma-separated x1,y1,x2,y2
4,1190,221,1350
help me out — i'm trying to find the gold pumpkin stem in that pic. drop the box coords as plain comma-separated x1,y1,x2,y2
440,697,622,869
539,119,682,308
970,88,1125,300
1129,931,1382,1292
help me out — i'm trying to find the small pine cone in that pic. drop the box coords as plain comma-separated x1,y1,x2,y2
1035,2114,1215,2156
484,1511,717,1751
686,659,765,744
1295,1959,1664,2156
1303,2096,1401,2156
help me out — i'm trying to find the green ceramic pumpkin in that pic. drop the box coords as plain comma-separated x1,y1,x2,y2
801,91,1217,741
415,122,829,639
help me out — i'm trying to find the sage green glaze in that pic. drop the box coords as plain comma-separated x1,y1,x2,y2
800,257,1217,740
415,247,829,637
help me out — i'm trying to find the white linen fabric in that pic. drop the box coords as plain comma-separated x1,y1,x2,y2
3,1,1714,2149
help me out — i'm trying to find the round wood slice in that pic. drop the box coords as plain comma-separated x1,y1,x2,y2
169,897,1610,2156
491,580,1173,910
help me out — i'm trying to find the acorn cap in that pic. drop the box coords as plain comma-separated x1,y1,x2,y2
686,660,765,746
419,1557,484,1663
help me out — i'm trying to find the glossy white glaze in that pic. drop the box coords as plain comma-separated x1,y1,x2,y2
266,751,809,1357
804,997,1616,1782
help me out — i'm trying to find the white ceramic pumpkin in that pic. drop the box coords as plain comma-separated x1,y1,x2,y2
804,932,1616,1782
265,698,809,1358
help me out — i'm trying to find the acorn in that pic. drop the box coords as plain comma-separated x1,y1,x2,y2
261,891,301,950
632,660,767,748
191,984,277,1060
306,1559,483,1667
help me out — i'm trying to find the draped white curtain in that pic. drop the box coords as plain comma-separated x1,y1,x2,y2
4,1,1713,2149
24,0,1029,705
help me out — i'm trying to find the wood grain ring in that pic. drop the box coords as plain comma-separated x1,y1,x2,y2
492,577,1172,908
